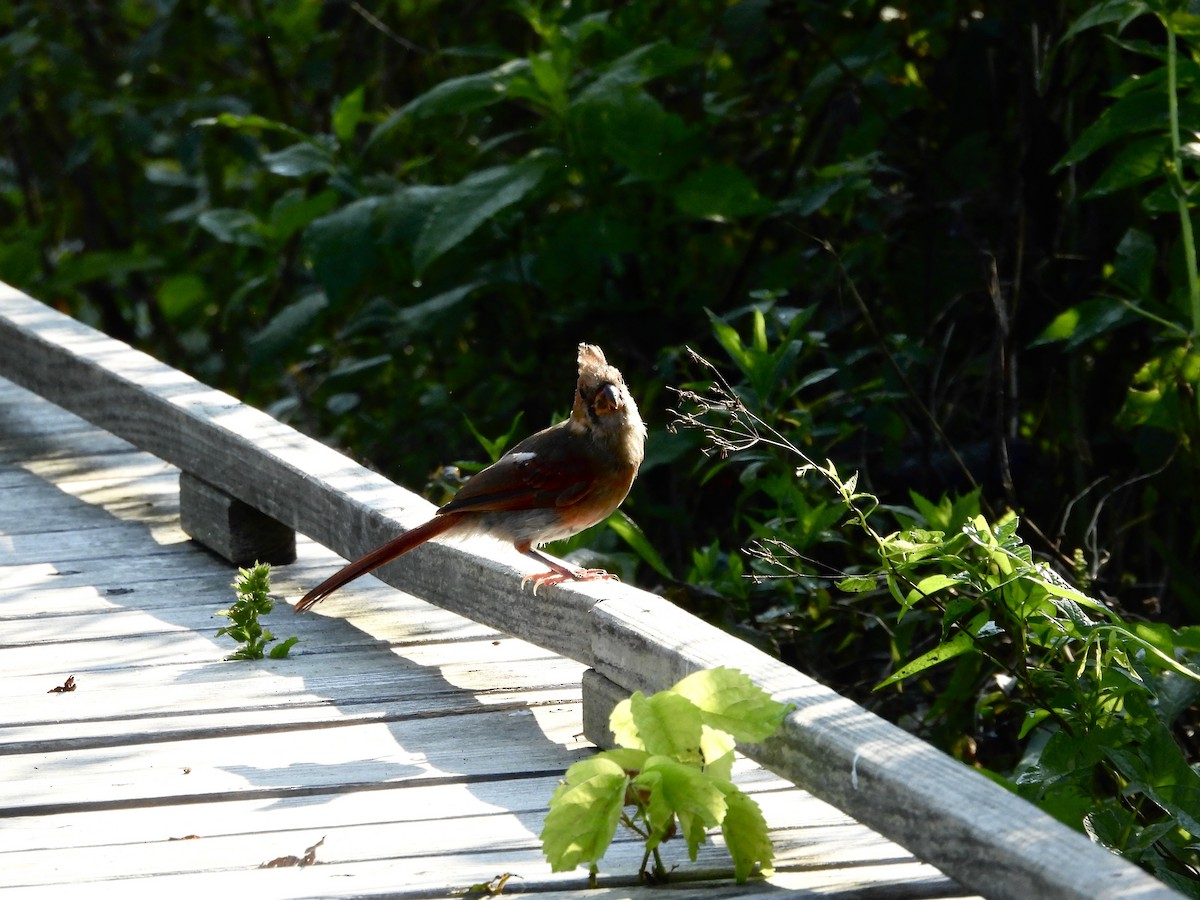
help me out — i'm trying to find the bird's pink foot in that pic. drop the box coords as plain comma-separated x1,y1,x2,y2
521,567,619,595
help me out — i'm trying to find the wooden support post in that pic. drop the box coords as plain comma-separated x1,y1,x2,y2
581,668,628,750
179,471,296,566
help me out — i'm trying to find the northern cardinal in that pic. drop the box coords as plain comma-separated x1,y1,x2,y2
296,344,646,612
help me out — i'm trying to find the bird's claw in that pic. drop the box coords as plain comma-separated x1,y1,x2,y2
521,568,619,596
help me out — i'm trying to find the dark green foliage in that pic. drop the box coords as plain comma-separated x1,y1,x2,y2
3,0,1200,887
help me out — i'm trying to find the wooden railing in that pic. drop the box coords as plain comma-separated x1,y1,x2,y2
0,281,1175,900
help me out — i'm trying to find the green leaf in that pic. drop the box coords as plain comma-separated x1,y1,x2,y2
669,667,792,744
673,164,773,221
1083,134,1166,197
572,88,696,181
193,112,307,141
720,788,775,882
575,40,700,105
606,511,672,579
541,756,627,873
269,636,299,658
332,84,366,143
156,273,206,320
640,755,727,831
413,148,562,274
1031,298,1136,348
617,690,703,762
699,725,736,781
247,291,328,362
261,141,334,178
837,575,879,593
369,59,532,148
1056,89,1168,170
268,189,339,243
305,197,381,302
875,627,978,689
197,208,265,247
1061,0,1150,43
900,573,962,619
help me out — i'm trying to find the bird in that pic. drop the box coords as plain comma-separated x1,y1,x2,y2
295,343,646,612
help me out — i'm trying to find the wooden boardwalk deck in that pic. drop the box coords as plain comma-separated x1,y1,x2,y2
0,375,974,898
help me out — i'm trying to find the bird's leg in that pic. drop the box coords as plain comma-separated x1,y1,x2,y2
520,547,619,594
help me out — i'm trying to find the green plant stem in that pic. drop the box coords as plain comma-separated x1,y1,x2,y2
1165,18,1200,337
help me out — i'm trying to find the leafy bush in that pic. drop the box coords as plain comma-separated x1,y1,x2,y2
674,349,1200,894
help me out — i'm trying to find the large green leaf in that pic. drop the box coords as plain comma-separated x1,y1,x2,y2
541,756,627,873
412,148,562,274
305,198,381,303
720,788,775,882
669,667,791,744
368,59,533,148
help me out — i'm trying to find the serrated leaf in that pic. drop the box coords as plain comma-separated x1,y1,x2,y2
412,149,561,274
595,747,650,774
720,788,775,882
627,690,704,762
641,756,727,830
669,667,791,744
541,756,628,873
700,725,736,781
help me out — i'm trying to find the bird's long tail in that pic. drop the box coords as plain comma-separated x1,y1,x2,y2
295,513,461,612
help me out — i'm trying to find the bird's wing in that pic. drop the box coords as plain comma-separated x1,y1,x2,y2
438,448,595,514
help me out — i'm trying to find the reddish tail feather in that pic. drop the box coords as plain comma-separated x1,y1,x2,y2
295,513,462,612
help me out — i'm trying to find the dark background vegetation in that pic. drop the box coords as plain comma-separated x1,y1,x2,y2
4,0,1200,887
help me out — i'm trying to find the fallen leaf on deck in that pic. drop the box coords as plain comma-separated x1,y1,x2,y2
458,873,520,896
261,835,325,868
47,676,76,693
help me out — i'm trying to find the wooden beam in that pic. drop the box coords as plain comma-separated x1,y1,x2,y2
0,282,1177,900
179,472,296,566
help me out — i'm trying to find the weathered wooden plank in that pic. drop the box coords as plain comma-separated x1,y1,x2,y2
0,770,966,897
